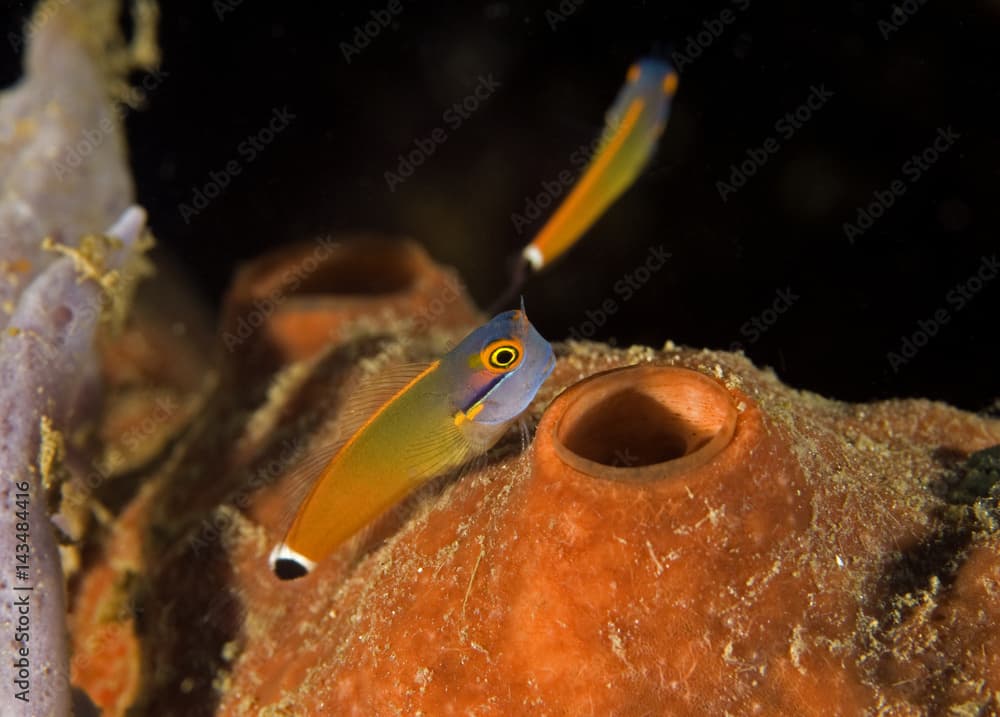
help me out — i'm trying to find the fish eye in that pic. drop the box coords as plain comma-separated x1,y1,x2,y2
482,340,523,372
491,346,517,367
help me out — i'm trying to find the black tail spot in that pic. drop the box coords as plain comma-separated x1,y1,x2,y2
273,558,309,581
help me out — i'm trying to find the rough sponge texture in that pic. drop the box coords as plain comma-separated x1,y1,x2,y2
68,243,1000,715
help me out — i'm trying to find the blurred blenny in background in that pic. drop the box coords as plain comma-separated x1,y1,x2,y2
493,57,679,310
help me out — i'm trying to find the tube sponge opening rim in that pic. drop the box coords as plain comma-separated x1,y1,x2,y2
548,365,738,483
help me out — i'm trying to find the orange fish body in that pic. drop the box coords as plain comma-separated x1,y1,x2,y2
271,309,554,579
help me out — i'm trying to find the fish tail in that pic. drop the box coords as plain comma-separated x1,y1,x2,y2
269,541,318,580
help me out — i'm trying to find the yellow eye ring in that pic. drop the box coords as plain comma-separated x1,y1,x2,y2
482,340,523,372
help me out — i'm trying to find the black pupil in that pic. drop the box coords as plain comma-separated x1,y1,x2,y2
495,348,515,365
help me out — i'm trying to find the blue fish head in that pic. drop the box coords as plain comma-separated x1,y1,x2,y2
445,308,555,426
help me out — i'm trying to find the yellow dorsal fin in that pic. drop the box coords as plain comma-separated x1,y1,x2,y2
332,361,433,438
275,361,434,530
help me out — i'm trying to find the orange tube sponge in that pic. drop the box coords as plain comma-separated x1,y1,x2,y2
68,243,1000,715
221,236,480,376
515,364,868,713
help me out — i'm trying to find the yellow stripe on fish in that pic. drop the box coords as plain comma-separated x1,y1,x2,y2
522,57,679,271
270,308,554,580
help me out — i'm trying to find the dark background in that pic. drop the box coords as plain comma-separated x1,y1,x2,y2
3,0,998,411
